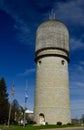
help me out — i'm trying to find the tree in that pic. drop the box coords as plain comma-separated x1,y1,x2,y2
81,114,84,125
19,105,24,120
0,77,9,124
11,99,20,124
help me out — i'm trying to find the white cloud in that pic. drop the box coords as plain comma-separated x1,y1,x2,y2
69,64,84,88
80,61,84,65
71,99,84,110
54,0,84,26
69,64,84,75
69,62,84,118
71,99,84,119
1,0,84,49
70,85,84,98
70,38,84,50
73,82,84,87
47,0,84,51
0,0,35,45
18,68,35,76
14,20,33,44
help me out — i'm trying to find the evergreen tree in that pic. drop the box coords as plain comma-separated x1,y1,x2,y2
0,77,9,124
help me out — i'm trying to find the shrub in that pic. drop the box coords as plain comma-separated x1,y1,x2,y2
45,122,48,125
67,123,72,125
57,121,62,125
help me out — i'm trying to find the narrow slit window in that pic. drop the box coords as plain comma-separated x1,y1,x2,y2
61,60,65,65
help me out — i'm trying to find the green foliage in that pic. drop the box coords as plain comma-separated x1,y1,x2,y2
67,122,72,126
10,100,25,125
0,77,9,124
81,114,84,124
57,121,62,125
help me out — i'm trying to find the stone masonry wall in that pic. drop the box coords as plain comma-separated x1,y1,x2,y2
34,55,71,124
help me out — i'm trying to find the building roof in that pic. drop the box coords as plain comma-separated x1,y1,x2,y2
25,109,33,114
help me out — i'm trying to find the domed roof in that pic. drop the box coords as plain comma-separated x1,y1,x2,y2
35,19,69,53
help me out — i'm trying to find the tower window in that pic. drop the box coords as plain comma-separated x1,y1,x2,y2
38,60,42,66
39,60,41,64
61,60,65,65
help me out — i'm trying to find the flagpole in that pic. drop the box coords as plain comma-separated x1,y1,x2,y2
8,98,12,127
23,80,28,127
23,100,26,127
7,81,15,127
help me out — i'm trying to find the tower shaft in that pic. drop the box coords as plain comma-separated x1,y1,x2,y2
34,19,71,124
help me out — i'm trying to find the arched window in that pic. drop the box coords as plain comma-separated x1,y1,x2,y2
39,113,45,125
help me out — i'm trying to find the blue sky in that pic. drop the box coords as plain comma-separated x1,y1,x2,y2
0,0,84,119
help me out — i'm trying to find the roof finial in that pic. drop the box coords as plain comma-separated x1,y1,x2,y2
49,9,55,20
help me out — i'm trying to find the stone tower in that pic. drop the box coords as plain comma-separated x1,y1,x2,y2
34,19,71,124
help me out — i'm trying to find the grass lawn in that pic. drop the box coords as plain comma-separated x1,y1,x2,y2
0,125,39,130
0,124,82,130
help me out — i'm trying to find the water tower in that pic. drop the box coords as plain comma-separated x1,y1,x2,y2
34,19,71,124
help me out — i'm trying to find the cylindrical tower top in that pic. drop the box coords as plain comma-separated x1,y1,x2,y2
35,19,69,54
